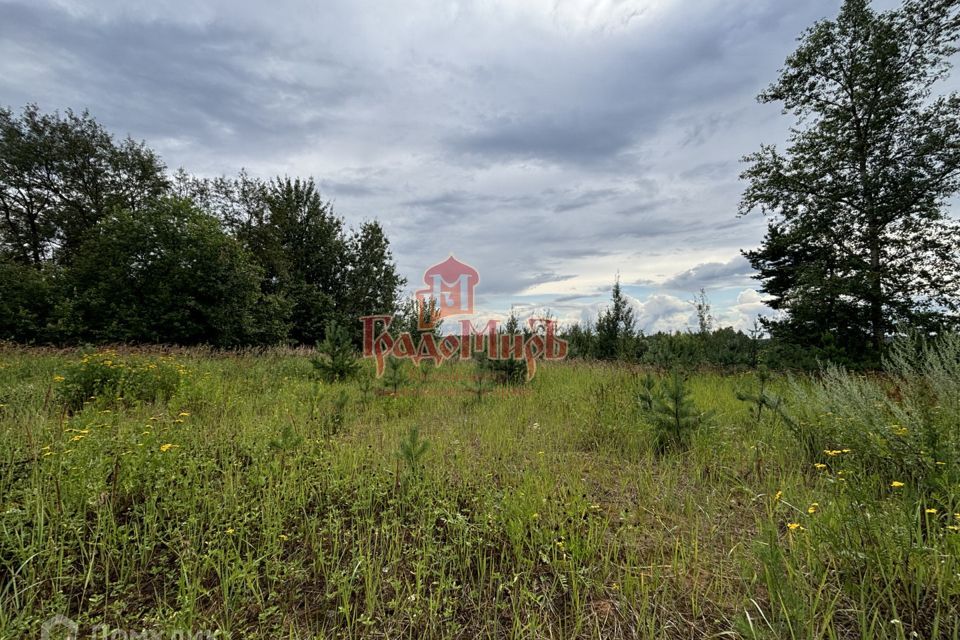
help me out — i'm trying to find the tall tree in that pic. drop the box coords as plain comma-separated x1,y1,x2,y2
344,220,405,327
64,197,266,346
0,104,168,266
595,275,637,360
740,0,960,360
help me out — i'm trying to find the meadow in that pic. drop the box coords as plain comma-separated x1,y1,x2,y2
1,338,959,639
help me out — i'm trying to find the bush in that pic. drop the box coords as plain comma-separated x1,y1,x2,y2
56,350,182,410
785,332,960,497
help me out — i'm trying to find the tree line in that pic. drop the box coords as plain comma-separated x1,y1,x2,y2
0,105,404,346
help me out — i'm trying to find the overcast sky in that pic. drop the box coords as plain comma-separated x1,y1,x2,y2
0,0,911,332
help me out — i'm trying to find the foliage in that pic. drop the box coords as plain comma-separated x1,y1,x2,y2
740,0,960,363
0,106,405,347
55,350,182,410
396,425,429,477
594,275,638,360
381,355,407,394
640,369,711,453
0,104,168,266
311,321,361,383
178,173,405,345
786,331,960,498
475,313,528,385
62,197,266,346
0,260,59,342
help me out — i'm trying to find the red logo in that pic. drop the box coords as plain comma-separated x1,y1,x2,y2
361,255,568,380
414,255,479,329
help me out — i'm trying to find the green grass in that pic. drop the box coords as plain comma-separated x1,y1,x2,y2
1,345,958,639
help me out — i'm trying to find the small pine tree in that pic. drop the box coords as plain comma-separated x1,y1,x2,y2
381,356,407,394
480,313,528,384
311,320,360,382
735,365,784,429
397,425,429,477
642,369,710,453
637,372,657,412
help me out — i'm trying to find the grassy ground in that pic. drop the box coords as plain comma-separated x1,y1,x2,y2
1,346,958,639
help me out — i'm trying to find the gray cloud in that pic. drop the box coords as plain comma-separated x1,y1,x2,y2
0,0,881,327
661,255,755,291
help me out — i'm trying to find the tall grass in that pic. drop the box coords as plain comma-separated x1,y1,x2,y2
1,339,958,638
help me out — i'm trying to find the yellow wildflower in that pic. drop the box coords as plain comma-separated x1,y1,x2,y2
159,443,176,453
178,411,191,417
814,463,827,470
807,502,819,514
891,481,905,488
787,522,803,531
925,508,938,515
53,375,65,382
226,528,235,535
774,490,783,501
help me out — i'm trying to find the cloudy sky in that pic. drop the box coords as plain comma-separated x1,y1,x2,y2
0,0,908,332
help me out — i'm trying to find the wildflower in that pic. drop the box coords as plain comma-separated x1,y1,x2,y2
159,443,176,453
174,419,184,424
948,525,960,532
841,449,851,453
925,508,938,515
70,435,85,442
226,528,235,535
807,502,819,514
178,411,191,417
537,450,545,456
279,534,289,541
53,375,65,382
590,503,602,511
610,583,620,591
787,522,803,531
814,463,827,470
891,481,905,488
824,449,844,457
531,512,540,520
773,490,783,501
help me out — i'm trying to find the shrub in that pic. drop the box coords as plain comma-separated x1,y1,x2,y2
55,350,182,410
786,332,960,498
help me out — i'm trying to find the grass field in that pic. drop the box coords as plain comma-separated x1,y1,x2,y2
1,343,959,639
